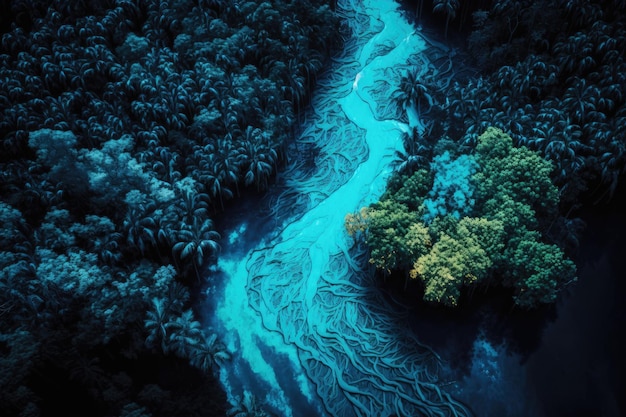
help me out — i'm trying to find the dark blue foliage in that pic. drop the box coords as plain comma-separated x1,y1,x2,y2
0,0,339,416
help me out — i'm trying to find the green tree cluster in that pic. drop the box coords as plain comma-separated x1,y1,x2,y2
348,128,577,308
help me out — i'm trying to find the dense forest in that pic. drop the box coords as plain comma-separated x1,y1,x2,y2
1,0,625,416
0,0,340,415
349,0,626,309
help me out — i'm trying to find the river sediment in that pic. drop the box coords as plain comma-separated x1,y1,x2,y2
211,1,469,416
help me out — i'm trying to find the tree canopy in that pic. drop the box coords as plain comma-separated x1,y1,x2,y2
0,0,339,415
349,128,577,308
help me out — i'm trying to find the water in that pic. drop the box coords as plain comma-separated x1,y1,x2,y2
208,1,470,416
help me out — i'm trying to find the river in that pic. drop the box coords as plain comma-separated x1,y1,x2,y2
207,0,471,416
205,0,626,416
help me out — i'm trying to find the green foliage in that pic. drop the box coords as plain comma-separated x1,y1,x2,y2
471,128,576,307
404,222,432,262
474,127,559,216
355,127,577,308
362,200,421,273
481,193,538,236
506,233,577,308
413,233,479,306
455,217,506,267
382,169,433,212
411,217,500,306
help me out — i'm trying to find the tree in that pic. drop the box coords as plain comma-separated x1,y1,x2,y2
173,189,209,226
357,127,576,308
392,127,432,175
362,200,421,274
381,169,432,212
344,207,369,240
454,216,506,268
0,330,41,417
167,309,204,357
172,218,220,281
433,0,460,40
507,235,577,308
188,333,231,373
228,391,270,417
124,205,157,256
198,154,229,211
422,151,478,223
392,69,433,118
233,126,277,193
145,297,171,353
473,127,558,217
412,233,470,306
472,128,576,306
411,217,501,306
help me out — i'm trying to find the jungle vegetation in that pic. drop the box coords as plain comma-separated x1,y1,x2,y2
2,0,626,415
351,0,626,308
0,0,340,415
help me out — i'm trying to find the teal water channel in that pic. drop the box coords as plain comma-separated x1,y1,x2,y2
210,1,471,416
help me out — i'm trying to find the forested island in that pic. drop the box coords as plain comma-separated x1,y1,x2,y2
1,0,624,416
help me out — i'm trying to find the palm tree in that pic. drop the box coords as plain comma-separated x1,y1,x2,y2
167,309,204,357
198,154,227,211
216,140,241,197
124,205,157,256
172,217,221,281
392,149,429,175
67,355,107,390
433,0,460,40
400,125,422,155
563,78,599,123
237,127,276,192
597,140,625,201
415,0,426,24
145,297,170,353
284,58,306,117
530,122,562,153
189,333,231,372
153,147,182,186
97,232,123,266
393,69,433,119
174,189,209,225
152,215,174,261
228,391,269,417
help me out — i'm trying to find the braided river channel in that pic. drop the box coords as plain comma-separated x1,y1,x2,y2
209,1,471,415
203,1,626,416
